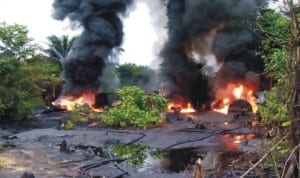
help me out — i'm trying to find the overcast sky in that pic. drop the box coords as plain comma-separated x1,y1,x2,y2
0,0,163,66
0,0,78,44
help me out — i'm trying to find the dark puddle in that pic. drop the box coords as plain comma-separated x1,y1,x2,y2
106,145,243,174
0,144,16,153
107,144,202,173
65,140,249,174
0,135,17,153
66,143,201,173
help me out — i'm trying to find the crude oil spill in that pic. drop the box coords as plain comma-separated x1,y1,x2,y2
108,144,199,173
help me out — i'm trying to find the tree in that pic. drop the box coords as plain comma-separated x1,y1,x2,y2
45,35,76,64
257,1,300,176
0,22,63,120
286,0,300,146
0,54,43,120
0,53,62,121
0,22,37,60
256,9,292,125
24,55,63,106
116,63,154,88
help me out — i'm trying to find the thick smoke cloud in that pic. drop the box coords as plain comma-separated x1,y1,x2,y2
52,0,133,96
161,0,266,107
212,26,262,92
52,0,265,109
141,0,168,68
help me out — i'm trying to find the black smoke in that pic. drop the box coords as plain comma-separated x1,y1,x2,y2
212,26,262,92
52,0,133,96
161,0,266,107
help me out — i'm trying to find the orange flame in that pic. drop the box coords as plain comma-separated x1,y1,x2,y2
234,135,242,144
220,133,256,150
52,91,103,112
212,83,258,114
167,101,196,113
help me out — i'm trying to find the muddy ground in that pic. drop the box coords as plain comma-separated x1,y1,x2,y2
0,111,262,178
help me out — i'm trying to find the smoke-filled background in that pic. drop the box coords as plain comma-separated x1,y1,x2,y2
52,0,168,96
120,0,167,68
52,0,133,96
52,0,266,108
161,0,266,108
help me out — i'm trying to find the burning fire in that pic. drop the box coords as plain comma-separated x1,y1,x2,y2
211,83,258,114
167,101,196,113
159,83,196,113
52,91,103,112
220,133,256,150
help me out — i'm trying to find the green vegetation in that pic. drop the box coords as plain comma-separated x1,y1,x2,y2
0,158,4,169
45,35,76,65
102,86,167,128
259,87,289,125
63,86,167,129
62,104,100,130
116,63,154,88
0,55,42,120
25,55,63,106
62,120,75,130
0,22,37,60
109,144,166,167
0,22,62,121
0,54,62,121
256,9,292,126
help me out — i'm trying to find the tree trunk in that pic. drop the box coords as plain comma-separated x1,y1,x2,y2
289,0,300,146
288,0,300,177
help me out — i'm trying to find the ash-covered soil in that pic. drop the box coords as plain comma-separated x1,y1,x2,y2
0,111,261,178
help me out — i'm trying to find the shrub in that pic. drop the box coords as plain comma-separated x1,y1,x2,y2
63,104,99,130
0,54,62,121
0,55,42,120
101,86,167,128
0,22,62,121
24,55,63,105
258,87,290,126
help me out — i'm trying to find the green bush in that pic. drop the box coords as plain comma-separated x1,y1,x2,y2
0,54,62,121
24,55,63,105
256,9,291,126
63,104,100,130
101,86,167,128
116,63,151,88
109,144,165,167
0,55,42,120
0,22,63,121
258,87,289,126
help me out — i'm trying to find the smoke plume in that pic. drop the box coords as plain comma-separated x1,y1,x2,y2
161,0,266,107
52,0,266,109
52,0,133,96
141,0,168,68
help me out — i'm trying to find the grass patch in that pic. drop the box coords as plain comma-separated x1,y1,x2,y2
0,155,16,170
0,157,4,169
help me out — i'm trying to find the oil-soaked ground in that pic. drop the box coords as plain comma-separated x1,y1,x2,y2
0,111,261,178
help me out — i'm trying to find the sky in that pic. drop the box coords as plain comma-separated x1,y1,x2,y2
0,0,165,66
0,0,79,45
120,2,160,67
0,0,282,67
